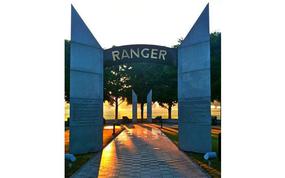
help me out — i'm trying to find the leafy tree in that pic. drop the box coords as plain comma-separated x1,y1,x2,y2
210,32,221,101
172,38,184,48
152,65,177,119
120,62,177,120
104,65,130,120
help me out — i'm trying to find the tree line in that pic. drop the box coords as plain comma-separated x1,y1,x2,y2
65,32,221,120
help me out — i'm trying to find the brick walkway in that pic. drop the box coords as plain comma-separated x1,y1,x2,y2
71,124,208,178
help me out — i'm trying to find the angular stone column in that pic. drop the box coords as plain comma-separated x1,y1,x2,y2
69,5,103,154
147,90,152,122
178,4,211,153
132,90,137,123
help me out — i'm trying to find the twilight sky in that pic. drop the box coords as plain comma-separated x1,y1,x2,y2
64,0,222,48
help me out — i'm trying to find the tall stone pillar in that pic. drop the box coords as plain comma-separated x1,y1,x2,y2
178,4,211,153
147,90,152,122
69,5,104,154
132,90,137,123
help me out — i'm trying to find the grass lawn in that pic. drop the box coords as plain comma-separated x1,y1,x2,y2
152,123,221,178
64,125,124,178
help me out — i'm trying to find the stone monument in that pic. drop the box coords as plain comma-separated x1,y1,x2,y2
178,4,212,153
147,90,152,122
132,90,137,123
68,4,212,154
69,5,103,154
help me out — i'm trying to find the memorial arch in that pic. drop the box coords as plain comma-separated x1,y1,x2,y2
69,4,211,154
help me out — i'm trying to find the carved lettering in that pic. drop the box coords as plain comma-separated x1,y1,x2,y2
111,47,168,62
112,50,120,61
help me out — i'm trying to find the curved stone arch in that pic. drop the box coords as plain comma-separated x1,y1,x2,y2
103,44,177,67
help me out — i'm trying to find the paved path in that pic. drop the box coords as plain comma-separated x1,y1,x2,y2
71,124,208,178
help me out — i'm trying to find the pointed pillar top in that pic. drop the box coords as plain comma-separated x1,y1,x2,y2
71,4,102,49
180,4,209,48
132,89,137,95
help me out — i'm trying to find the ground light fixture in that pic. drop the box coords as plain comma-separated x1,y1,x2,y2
204,152,217,167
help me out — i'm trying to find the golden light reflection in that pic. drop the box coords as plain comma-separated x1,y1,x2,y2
99,128,137,176
99,140,117,175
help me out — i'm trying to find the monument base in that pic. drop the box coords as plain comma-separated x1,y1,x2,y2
178,122,212,153
70,122,103,154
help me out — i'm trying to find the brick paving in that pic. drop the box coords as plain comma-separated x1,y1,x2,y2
71,124,209,178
